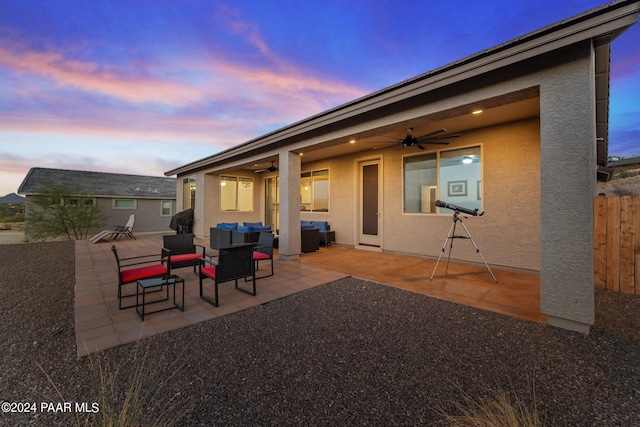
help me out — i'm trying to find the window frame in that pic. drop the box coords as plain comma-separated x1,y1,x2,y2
300,168,330,213
402,145,482,215
65,197,96,207
219,175,254,212
161,200,173,217
183,176,196,210
112,199,137,209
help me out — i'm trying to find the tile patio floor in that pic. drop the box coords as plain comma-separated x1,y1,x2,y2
74,233,544,357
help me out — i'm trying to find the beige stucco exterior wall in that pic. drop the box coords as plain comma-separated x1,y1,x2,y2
380,118,541,270
298,118,541,270
539,45,596,332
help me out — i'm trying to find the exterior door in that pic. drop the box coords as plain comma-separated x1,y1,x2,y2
359,159,382,247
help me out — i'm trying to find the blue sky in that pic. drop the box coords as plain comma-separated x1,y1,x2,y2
1,0,638,196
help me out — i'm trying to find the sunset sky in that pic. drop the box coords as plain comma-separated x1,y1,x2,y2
1,0,638,196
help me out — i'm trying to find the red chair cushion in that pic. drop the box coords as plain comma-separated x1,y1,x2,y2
253,251,271,260
201,265,217,279
120,264,167,283
170,253,202,263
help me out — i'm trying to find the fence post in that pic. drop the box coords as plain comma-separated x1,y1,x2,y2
594,196,608,289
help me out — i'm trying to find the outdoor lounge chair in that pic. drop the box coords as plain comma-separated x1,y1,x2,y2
162,233,205,274
89,214,136,243
199,244,255,307
252,231,274,279
112,245,170,309
112,214,136,240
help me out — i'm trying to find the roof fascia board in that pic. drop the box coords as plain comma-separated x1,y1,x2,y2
166,1,639,177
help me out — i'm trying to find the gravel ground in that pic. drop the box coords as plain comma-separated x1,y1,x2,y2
1,241,639,426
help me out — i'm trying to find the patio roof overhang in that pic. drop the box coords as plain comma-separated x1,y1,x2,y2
165,0,639,178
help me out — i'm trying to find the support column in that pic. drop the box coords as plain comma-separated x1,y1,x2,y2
278,150,301,259
539,43,595,333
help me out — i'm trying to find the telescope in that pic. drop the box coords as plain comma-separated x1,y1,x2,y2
435,200,484,217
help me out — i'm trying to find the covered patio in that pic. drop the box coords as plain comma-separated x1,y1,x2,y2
74,233,543,357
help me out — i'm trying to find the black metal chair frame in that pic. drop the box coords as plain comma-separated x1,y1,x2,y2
250,231,274,280
162,233,205,274
112,245,170,309
199,244,256,307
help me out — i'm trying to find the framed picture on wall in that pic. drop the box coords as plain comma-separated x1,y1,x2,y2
447,180,467,197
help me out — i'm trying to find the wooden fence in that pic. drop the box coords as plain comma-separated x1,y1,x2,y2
594,195,640,294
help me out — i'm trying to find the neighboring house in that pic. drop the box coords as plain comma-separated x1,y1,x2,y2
165,1,640,333
19,168,176,233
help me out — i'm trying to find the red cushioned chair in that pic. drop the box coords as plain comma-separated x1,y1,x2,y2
112,245,170,309
252,231,274,279
162,233,205,274
199,244,255,307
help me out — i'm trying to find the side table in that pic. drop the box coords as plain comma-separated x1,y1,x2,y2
320,230,335,247
136,275,184,320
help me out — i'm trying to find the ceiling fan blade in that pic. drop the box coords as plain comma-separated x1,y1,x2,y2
418,140,450,145
419,133,460,141
420,128,448,138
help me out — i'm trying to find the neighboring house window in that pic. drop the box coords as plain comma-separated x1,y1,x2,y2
220,176,253,212
404,146,481,214
66,197,95,207
161,200,172,216
301,169,329,212
113,199,136,209
183,176,196,209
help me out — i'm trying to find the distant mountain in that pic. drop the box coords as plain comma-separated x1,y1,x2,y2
0,193,25,204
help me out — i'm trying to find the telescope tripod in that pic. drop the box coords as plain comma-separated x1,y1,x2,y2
430,211,497,283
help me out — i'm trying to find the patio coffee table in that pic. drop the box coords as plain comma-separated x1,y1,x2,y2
136,275,184,320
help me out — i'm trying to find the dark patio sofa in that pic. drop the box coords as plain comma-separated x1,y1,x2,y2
301,220,333,247
210,222,272,249
232,222,272,245
275,221,323,253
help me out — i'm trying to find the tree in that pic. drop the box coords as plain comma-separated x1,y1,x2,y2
25,184,107,241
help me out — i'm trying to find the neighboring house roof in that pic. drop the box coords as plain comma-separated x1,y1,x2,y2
0,193,25,204
165,1,639,177
18,168,176,199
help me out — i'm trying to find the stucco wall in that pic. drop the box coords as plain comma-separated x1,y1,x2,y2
539,45,596,331
293,117,541,270
95,198,175,232
380,118,541,270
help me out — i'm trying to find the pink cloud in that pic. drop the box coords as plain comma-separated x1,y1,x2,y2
0,45,208,106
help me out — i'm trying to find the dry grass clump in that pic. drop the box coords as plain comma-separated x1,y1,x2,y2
439,388,551,427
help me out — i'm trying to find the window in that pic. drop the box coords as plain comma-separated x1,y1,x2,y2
300,169,329,212
113,199,136,209
161,200,172,216
66,198,95,207
183,176,196,209
220,176,253,212
404,146,481,214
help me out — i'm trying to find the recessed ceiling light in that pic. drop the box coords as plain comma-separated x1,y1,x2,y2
463,156,473,164
349,139,356,144
472,109,483,115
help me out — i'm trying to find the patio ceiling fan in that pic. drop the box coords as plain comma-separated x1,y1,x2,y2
369,128,460,150
255,161,278,173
